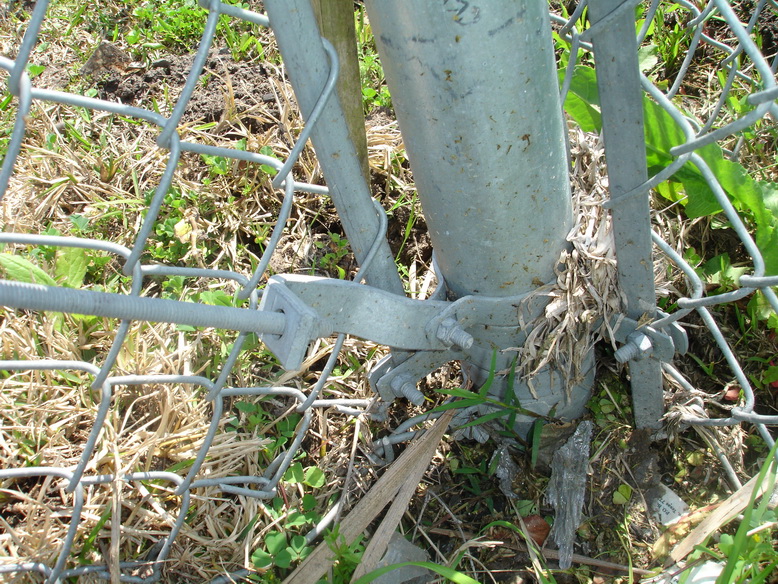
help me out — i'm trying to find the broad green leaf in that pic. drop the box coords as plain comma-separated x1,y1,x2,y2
516,499,537,516
718,533,735,556
0,254,57,285
301,493,317,512
264,530,287,555
285,511,309,528
259,145,279,176
642,99,777,275
653,179,686,204
565,65,600,105
274,548,293,569
284,462,304,484
289,535,309,553
765,366,778,385
698,142,768,227
643,98,686,158
559,65,601,132
198,289,233,306
251,548,272,569
638,44,659,73
762,181,778,217
69,214,90,232
755,181,778,275
27,64,46,77
612,483,633,505
682,175,724,219
756,225,778,277
303,466,326,488
54,246,88,288
234,401,257,414
699,254,749,289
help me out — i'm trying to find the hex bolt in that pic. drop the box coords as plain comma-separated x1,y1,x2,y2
390,375,425,406
614,332,653,363
436,318,474,350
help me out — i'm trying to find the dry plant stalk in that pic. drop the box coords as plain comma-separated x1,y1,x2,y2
282,409,455,584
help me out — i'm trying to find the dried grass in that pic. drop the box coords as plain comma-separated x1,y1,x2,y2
0,320,276,580
1,12,320,575
513,127,622,387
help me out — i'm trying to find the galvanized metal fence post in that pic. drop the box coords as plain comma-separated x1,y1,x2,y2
363,1,594,427
587,0,665,429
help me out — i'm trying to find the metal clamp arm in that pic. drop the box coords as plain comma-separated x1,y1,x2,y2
259,275,455,369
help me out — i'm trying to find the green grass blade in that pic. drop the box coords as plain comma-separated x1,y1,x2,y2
438,387,482,400
716,440,778,584
456,408,511,428
428,398,483,413
749,560,778,584
79,500,112,562
530,419,544,470
478,350,498,397
352,561,479,584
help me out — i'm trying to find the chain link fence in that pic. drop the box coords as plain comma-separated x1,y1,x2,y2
557,0,778,475
0,0,777,581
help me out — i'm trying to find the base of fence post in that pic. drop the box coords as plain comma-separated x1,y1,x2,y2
466,351,597,439
364,1,595,433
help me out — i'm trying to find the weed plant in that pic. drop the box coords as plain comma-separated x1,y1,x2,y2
355,6,392,114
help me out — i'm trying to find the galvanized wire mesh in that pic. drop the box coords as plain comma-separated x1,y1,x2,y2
552,0,778,479
603,1,778,430
0,1,377,581
0,0,776,581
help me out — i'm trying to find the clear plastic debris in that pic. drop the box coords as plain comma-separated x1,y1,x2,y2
546,420,593,569
491,444,520,499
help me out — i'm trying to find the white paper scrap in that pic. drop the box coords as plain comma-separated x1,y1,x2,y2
647,484,690,526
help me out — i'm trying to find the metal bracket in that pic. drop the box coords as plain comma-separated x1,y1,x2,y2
368,350,461,404
269,274,450,347
260,275,565,388
258,278,332,370
260,274,553,371
609,312,688,363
